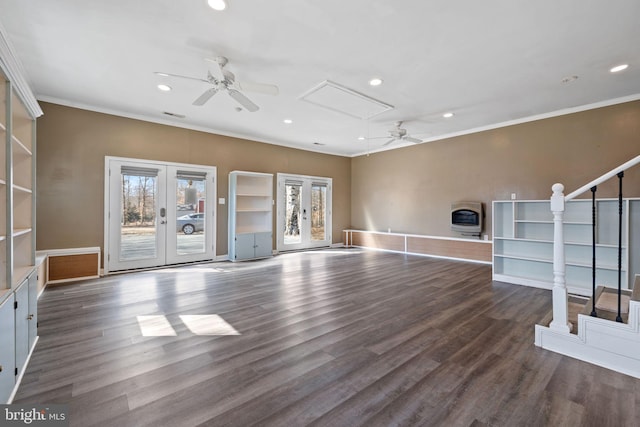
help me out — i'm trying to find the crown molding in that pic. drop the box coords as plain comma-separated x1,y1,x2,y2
0,20,43,118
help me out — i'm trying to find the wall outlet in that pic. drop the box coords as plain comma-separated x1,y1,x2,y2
218,198,225,204
511,193,516,200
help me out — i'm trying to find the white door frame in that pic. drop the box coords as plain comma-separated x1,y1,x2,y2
104,156,216,274
276,173,332,252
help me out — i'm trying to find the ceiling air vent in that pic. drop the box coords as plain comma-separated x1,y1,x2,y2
299,80,394,120
163,111,185,118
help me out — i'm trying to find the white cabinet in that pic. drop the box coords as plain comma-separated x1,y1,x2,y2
0,294,16,403
14,281,28,379
493,199,635,296
228,171,273,261
27,271,37,349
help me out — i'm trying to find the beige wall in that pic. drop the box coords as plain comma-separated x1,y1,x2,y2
36,102,352,259
351,100,640,239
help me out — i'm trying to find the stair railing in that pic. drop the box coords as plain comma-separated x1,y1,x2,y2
549,154,640,333
590,185,597,317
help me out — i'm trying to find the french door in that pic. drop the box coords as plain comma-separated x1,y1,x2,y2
277,173,332,251
105,157,216,273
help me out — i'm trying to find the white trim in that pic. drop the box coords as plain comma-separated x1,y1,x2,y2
7,336,38,404
39,94,640,159
38,96,341,157
350,244,492,265
535,301,640,379
351,94,640,157
343,229,492,244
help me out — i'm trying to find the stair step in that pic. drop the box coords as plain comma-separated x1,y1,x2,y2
596,291,630,314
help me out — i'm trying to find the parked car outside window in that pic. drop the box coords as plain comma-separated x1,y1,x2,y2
176,213,204,234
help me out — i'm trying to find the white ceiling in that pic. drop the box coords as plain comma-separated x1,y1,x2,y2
1,0,639,157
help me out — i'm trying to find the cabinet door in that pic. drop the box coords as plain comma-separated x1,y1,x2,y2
0,296,16,403
254,232,273,258
234,233,256,261
28,272,38,350
14,282,29,378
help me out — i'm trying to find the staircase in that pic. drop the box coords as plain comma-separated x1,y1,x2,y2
535,154,640,378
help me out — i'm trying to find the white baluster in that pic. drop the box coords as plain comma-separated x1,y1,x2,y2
549,183,572,333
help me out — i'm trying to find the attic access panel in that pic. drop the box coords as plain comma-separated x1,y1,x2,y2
300,80,394,120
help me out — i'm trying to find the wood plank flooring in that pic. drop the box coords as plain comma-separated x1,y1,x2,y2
13,249,640,426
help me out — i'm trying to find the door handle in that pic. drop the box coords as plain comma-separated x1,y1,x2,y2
160,220,166,224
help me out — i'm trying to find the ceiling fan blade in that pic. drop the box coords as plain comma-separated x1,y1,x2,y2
383,138,396,146
404,136,423,144
155,71,209,84
228,89,259,112
192,87,219,106
236,81,279,96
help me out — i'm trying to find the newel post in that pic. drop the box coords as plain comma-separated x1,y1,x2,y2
549,183,572,333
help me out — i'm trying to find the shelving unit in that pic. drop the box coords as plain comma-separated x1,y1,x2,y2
228,171,273,261
493,199,635,296
0,68,38,403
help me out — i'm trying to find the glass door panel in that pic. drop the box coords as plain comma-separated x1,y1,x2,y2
119,171,159,261
107,160,166,271
106,158,216,273
284,182,302,245
277,174,332,251
175,177,206,255
166,165,215,265
311,183,327,242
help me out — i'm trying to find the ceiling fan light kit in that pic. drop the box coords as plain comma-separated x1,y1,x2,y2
376,121,424,146
157,56,278,112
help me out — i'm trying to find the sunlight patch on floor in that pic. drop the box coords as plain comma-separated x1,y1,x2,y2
180,314,241,336
137,315,177,336
136,314,241,336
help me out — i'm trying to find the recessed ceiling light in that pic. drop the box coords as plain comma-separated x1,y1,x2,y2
610,64,629,73
357,136,365,140
155,72,170,77
443,112,454,118
283,119,293,124
157,84,172,92
207,0,227,10
369,78,383,86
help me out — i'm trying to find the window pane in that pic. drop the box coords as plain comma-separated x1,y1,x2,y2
120,173,158,260
311,184,326,241
284,183,302,244
176,178,206,255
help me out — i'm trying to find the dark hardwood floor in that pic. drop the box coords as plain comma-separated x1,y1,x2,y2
14,249,640,426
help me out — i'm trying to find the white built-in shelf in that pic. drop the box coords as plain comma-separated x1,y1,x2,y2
11,135,32,156
12,228,32,238
229,171,273,262
493,198,635,295
12,184,32,194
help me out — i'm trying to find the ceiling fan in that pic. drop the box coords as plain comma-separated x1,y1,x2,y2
370,121,424,146
157,56,279,112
